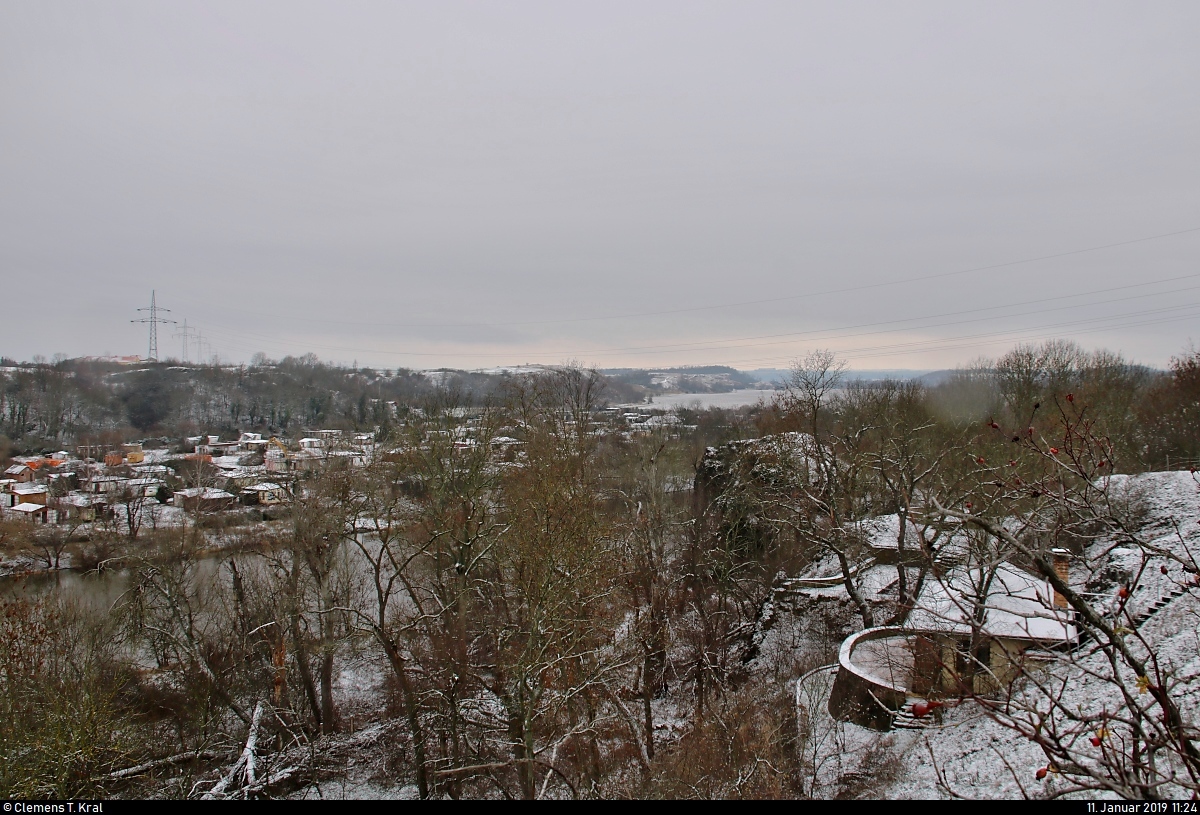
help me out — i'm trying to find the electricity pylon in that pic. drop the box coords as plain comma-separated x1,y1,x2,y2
131,290,176,361
173,319,199,363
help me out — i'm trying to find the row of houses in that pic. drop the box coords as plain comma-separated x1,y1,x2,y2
2,419,562,526
1,437,299,525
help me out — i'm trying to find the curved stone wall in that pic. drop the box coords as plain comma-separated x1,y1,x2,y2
827,626,911,731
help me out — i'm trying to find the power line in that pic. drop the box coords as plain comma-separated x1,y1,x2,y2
193,276,1200,363
714,307,1200,369
172,319,202,363
172,223,1200,368
186,224,1200,330
197,299,1200,373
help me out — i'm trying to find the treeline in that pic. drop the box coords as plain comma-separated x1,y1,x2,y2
0,356,443,451
0,355,668,457
758,340,1200,471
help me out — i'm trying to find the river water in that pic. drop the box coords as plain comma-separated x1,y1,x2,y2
1,535,375,611
2,567,132,609
628,389,778,410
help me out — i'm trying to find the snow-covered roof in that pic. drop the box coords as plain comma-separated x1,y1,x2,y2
906,563,1076,643
176,487,235,500
857,514,973,563
243,482,284,492
10,502,47,513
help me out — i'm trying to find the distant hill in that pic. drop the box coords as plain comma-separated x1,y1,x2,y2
600,366,758,395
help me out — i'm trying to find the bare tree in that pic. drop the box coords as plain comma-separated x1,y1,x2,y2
280,479,354,735
771,354,878,628
21,522,74,570
858,379,956,624
113,484,152,541
614,426,689,762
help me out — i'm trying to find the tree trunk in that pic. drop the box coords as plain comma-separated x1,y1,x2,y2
283,556,323,731
289,612,322,731
319,651,336,734
516,719,537,800
509,683,537,800
381,638,430,799
837,549,875,629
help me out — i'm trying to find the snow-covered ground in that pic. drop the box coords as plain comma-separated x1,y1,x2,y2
772,470,1200,799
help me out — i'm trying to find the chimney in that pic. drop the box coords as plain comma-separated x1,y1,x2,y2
1050,548,1070,608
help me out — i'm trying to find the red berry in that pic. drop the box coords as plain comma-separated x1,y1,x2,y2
990,422,1000,430
1162,565,1170,575
1066,393,1074,403
1010,460,1018,466
1098,461,1106,468
1118,586,1130,599
1050,447,1059,455
977,456,986,465
1028,427,1035,436
965,502,972,509
1090,736,1102,747
1036,767,1048,780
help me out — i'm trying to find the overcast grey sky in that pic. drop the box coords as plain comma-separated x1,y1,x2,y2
3,1,1199,370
